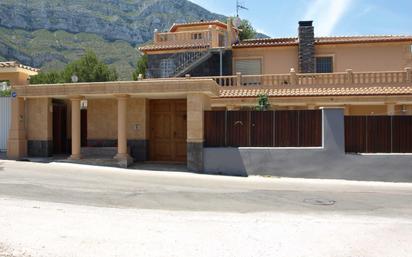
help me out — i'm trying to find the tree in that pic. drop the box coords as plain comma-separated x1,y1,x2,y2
30,50,118,84
238,19,257,41
0,89,11,97
132,55,148,80
256,93,270,111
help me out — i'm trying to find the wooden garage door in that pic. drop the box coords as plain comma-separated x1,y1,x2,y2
150,99,187,162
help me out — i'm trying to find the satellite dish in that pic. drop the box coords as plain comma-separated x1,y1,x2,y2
233,17,242,28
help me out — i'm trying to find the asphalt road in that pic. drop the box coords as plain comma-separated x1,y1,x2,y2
1,160,412,217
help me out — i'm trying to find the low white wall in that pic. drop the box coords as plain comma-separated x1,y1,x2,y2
204,109,412,182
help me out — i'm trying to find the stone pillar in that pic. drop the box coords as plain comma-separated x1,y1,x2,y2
69,96,82,160
7,97,27,159
386,103,396,115
187,93,211,172
114,95,133,167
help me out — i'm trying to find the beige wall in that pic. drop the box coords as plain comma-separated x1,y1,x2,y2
233,47,299,74
87,98,148,140
316,43,412,72
233,42,412,74
26,98,52,140
0,72,30,86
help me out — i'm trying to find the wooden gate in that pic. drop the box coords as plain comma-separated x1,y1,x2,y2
149,99,187,162
204,110,322,148
345,116,412,153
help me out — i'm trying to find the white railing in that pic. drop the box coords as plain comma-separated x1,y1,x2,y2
187,68,412,87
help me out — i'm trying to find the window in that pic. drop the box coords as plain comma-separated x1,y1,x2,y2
159,59,175,78
191,33,203,40
234,59,262,75
316,56,333,73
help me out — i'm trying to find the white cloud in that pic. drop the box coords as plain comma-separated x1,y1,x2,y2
304,0,353,36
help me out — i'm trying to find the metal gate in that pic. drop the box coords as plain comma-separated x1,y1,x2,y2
0,97,11,152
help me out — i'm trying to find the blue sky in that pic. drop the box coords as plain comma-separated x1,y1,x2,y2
189,0,412,37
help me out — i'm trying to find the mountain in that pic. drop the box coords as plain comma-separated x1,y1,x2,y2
0,0,226,80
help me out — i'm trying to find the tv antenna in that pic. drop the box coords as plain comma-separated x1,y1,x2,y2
236,0,248,17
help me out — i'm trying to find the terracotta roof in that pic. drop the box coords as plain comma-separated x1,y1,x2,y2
139,42,210,51
220,85,412,98
169,20,228,32
0,61,40,72
233,35,412,48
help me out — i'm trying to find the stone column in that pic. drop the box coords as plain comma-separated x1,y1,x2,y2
7,97,27,159
187,93,211,172
114,95,133,167
69,96,82,160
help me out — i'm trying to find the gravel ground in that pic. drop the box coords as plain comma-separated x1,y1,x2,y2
1,197,412,257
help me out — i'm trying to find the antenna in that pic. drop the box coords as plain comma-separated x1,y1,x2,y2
236,0,248,17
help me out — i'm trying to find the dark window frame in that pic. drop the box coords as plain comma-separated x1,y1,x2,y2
315,56,334,73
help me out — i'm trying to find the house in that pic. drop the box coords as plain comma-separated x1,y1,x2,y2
140,20,412,115
6,20,412,182
0,62,38,152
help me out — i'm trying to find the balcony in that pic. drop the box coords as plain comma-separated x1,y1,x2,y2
152,29,228,49
200,69,411,87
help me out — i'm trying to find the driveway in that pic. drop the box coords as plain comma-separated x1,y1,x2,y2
0,160,412,257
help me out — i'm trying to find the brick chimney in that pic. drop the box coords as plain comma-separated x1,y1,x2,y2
298,21,315,73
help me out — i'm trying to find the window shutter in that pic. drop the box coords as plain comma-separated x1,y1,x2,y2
235,59,262,75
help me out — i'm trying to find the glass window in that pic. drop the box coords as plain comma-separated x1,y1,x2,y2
316,56,333,73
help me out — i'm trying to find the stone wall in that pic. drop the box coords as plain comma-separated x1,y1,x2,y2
298,21,315,73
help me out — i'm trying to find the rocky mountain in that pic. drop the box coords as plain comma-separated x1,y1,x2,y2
0,0,226,80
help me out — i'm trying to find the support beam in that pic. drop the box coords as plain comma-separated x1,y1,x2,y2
187,93,211,172
114,94,133,167
7,97,27,159
69,96,82,160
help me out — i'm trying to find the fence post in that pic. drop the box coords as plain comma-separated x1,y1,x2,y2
346,69,354,84
405,67,412,83
236,72,242,87
290,68,297,85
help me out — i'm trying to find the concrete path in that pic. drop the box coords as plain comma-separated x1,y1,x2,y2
1,160,412,257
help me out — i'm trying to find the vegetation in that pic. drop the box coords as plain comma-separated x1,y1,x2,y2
238,19,257,41
30,51,118,84
132,55,148,80
256,93,270,111
0,89,11,97
0,28,138,80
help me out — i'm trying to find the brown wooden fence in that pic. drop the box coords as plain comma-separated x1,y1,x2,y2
204,110,322,148
345,116,412,153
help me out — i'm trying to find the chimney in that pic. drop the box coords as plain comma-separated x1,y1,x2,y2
298,21,315,73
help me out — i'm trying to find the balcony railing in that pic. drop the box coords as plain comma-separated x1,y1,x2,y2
154,29,227,48
178,68,412,87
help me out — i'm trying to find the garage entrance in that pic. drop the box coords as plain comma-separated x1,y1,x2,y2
149,99,187,163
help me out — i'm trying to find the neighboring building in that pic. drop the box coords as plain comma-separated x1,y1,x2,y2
0,61,39,152
6,20,412,182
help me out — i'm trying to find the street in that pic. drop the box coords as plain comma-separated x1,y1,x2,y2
1,160,412,256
